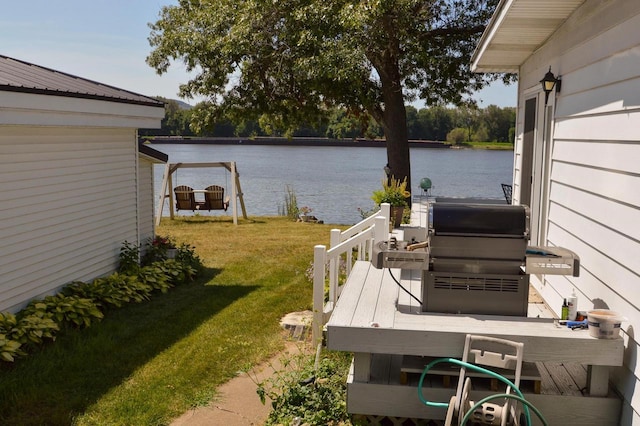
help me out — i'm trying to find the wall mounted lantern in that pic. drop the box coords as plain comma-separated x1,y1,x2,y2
540,67,561,105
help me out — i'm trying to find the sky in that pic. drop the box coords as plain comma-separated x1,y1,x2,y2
1,0,516,108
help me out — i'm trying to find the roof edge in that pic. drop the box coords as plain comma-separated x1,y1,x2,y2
139,142,168,163
0,84,164,108
471,0,516,73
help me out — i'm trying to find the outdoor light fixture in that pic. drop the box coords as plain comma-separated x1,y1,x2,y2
540,67,561,105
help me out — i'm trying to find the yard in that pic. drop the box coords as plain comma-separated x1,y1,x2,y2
0,216,338,425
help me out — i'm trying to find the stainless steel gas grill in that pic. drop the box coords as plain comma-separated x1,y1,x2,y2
372,200,580,316
425,202,531,316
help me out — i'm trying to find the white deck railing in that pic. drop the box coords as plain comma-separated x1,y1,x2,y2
312,203,391,346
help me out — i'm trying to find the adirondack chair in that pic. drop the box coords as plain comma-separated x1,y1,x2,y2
203,185,230,211
174,185,202,211
501,183,513,205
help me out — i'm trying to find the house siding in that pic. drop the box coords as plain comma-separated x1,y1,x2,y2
514,0,640,422
138,156,156,245
0,126,140,312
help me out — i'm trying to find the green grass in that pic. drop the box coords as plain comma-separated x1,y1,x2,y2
459,141,514,150
0,216,340,425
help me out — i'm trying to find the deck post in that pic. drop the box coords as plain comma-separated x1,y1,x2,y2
312,245,327,347
380,202,391,233
374,215,388,244
587,365,610,397
353,352,372,383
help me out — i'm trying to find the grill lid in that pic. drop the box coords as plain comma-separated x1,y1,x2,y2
431,203,528,237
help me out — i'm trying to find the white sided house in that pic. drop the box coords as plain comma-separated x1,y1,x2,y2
0,55,166,313
472,0,640,423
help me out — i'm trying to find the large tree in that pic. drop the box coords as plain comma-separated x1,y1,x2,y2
147,0,507,191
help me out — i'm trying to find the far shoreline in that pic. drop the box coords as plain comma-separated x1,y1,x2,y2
142,136,450,149
142,136,513,150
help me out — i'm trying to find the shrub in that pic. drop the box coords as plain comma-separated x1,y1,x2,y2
446,127,467,145
91,273,154,308
255,349,359,425
174,243,202,280
21,294,104,329
0,239,203,363
0,313,26,362
119,240,141,275
13,311,59,349
138,262,174,293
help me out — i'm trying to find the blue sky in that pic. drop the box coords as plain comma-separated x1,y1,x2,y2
1,0,516,107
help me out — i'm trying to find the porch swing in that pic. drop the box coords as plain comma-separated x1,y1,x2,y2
157,161,248,225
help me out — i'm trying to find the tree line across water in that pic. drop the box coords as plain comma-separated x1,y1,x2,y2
141,98,516,145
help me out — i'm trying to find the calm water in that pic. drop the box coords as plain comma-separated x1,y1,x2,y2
150,143,513,225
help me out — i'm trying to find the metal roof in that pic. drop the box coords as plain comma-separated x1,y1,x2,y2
471,0,586,73
139,142,168,163
0,55,164,107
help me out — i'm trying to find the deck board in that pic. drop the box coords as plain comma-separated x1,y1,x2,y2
351,266,385,327
328,261,371,326
372,268,402,328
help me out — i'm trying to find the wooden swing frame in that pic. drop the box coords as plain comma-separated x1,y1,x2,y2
156,162,248,225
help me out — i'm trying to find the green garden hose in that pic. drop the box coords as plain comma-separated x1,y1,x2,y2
417,357,547,425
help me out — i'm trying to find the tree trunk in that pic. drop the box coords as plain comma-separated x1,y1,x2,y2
379,68,412,201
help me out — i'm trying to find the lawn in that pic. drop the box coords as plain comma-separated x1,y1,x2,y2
0,216,339,425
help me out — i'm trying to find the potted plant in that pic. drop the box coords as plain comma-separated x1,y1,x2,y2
148,235,177,261
371,177,410,227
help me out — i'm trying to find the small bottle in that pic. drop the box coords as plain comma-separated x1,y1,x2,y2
568,289,578,321
561,299,569,320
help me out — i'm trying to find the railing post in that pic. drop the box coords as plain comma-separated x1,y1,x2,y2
330,229,341,248
381,202,391,232
313,245,327,348
374,215,388,244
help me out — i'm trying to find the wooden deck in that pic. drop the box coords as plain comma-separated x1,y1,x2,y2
325,260,624,425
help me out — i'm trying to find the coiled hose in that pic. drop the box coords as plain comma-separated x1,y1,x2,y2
417,357,548,426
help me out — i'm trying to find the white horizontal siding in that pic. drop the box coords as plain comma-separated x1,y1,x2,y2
0,126,140,312
0,91,164,128
512,0,640,420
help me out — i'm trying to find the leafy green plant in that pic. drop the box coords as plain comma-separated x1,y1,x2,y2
119,240,141,275
0,312,25,362
91,273,154,308
138,263,174,293
254,349,358,426
174,243,202,279
22,294,104,329
1,308,60,361
13,312,59,347
371,177,411,207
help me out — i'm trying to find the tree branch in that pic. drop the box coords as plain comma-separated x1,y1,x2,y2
422,25,486,39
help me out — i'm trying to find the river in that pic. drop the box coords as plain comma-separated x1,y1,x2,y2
150,143,513,225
